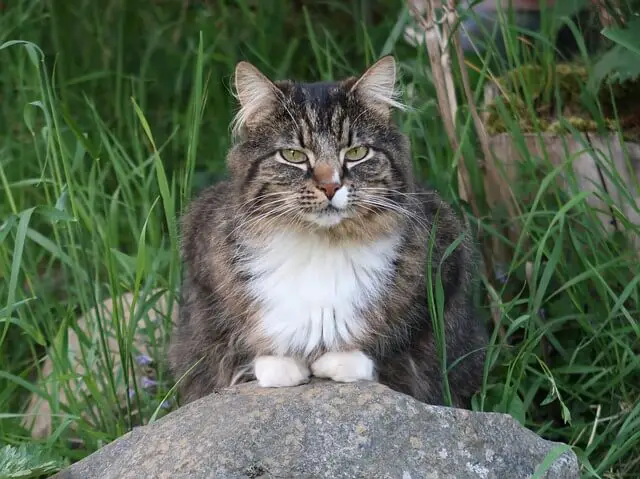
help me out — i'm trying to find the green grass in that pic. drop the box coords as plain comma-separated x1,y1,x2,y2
1,1,639,478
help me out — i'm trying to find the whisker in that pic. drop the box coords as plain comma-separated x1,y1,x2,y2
359,187,433,197
356,197,429,231
273,90,301,133
214,190,293,212
241,210,301,239
223,201,295,242
349,109,369,131
238,203,300,235
358,197,423,220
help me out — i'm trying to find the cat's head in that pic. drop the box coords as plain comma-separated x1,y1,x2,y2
227,56,414,236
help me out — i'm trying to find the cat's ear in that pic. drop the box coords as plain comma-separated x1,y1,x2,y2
233,61,279,134
350,56,405,117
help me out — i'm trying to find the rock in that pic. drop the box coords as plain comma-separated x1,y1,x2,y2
484,132,640,253
53,380,580,479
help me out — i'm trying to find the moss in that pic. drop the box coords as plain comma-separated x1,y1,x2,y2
484,62,640,142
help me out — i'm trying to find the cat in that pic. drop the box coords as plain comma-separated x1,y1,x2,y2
168,56,488,408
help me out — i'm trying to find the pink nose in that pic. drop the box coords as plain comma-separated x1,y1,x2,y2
318,182,341,199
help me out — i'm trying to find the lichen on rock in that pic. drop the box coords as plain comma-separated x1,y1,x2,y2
484,62,640,141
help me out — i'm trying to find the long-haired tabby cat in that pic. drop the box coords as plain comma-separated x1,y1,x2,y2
168,56,488,408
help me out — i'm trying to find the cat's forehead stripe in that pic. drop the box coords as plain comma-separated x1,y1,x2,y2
286,81,350,146
299,81,339,104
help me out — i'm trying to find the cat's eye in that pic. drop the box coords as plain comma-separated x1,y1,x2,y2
280,149,308,163
344,146,369,162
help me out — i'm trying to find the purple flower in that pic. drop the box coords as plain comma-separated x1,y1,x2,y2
141,376,158,389
128,388,136,399
160,399,173,410
494,263,508,285
135,354,153,366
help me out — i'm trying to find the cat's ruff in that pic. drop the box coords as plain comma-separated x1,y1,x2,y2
243,230,401,356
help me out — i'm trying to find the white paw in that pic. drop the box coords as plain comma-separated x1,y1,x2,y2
310,351,375,383
254,356,310,388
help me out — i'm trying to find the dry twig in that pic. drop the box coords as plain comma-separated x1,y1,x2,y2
407,0,515,333
442,0,520,221
407,0,477,214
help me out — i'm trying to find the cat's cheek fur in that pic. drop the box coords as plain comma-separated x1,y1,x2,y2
254,355,311,388
310,350,376,383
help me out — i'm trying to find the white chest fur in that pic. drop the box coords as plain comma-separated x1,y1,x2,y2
243,231,400,356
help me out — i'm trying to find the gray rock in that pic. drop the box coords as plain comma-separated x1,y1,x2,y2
54,380,579,479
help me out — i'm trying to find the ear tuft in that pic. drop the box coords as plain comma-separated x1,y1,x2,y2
232,61,279,136
350,56,405,117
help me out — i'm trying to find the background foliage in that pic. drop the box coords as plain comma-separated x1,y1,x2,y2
1,1,639,477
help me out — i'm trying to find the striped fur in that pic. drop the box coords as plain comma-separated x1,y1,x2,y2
168,56,488,407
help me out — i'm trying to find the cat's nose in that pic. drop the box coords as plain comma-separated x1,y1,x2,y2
318,182,341,199
313,163,342,200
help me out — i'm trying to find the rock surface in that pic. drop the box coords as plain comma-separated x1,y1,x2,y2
54,380,579,479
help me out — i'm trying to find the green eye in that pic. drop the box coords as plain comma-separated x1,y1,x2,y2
344,146,369,162
280,149,308,163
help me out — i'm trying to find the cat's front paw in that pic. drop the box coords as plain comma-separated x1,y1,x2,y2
311,350,376,383
254,356,311,388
